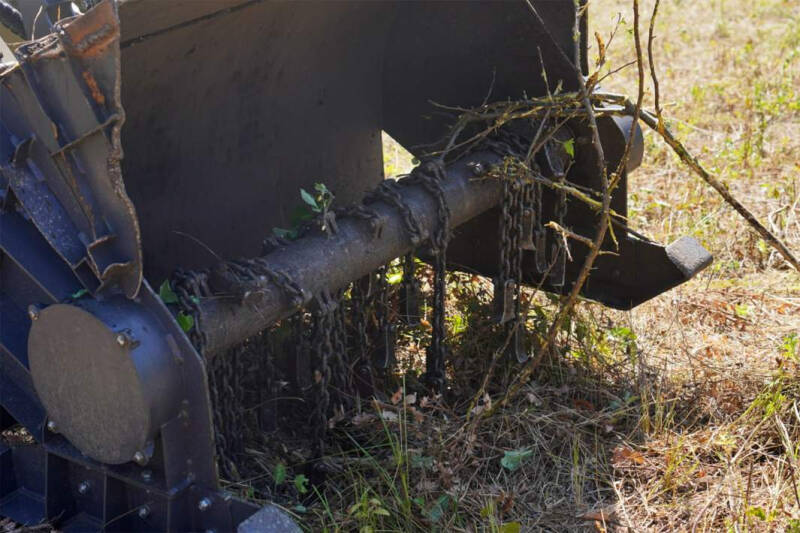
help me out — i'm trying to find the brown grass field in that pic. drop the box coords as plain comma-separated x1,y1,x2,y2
284,1,800,531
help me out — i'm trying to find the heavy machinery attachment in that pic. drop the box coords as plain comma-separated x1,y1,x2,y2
0,1,712,530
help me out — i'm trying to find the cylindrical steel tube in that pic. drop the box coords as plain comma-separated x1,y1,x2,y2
200,151,504,357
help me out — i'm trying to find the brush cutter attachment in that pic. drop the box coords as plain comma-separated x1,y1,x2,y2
0,1,711,531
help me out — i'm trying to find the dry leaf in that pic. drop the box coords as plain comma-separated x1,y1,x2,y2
391,388,403,405
379,410,398,422
572,398,595,411
351,412,376,426
613,446,644,466
525,392,542,406
405,393,417,406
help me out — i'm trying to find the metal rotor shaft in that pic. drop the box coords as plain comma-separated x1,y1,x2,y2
199,151,505,357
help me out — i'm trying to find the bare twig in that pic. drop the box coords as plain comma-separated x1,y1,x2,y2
613,0,645,188
490,0,637,414
607,99,800,273
647,0,663,124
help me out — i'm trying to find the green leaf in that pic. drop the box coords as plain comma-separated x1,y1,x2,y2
746,506,767,521
159,280,179,304
300,188,319,211
386,270,403,285
292,504,307,514
273,227,297,240
501,448,533,472
562,138,575,158
70,288,89,300
273,462,287,485
426,495,450,523
290,205,314,226
411,497,425,508
176,312,194,332
314,182,330,195
500,523,522,533
294,474,309,494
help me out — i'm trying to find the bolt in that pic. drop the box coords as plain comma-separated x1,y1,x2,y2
132,451,148,466
116,333,128,347
141,469,153,483
77,481,90,495
28,305,40,321
138,505,150,519
197,497,212,512
46,420,58,433
468,161,485,176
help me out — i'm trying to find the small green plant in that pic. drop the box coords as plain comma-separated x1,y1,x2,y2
348,490,391,533
274,183,335,239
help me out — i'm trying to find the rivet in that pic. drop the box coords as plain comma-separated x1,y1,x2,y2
133,451,148,466
138,505,150,519
46,420,58,433
28,305,40,321
197,497,212,512
77,481,90,495
116,333,128,347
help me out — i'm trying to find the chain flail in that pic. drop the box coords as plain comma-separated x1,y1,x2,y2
493,167,529,362
407,160,452,389
373,265,396,370
310,290,335,454
399,252,421,326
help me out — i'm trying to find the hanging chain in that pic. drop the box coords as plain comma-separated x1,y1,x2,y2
373,265,396,370
310,290,335,455
172,270,246,477
493,168,529,362
406,160,451,389
399,252,421,326
330,288,350,414
351,274,376,394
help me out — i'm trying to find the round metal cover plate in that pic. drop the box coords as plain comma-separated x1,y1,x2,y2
28,304,150,464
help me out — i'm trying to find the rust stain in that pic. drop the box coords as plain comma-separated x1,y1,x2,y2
61,2,119,58
82,70,105,105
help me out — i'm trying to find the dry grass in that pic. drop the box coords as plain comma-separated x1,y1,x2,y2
298,0,800,531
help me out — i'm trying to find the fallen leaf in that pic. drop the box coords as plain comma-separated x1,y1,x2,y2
351,413,375,426
379,410,398,422
572,398,595,411
391,388,403,405
501,448,533,472
525,392,542,406
612,446,644,466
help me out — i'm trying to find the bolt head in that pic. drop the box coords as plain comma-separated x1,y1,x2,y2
132,451,148,466
141,469,153,482
197,497,212,512
138,505,150,519
28,305,40,321
116,333,128,347
46,420,58,433
77,481,90,495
